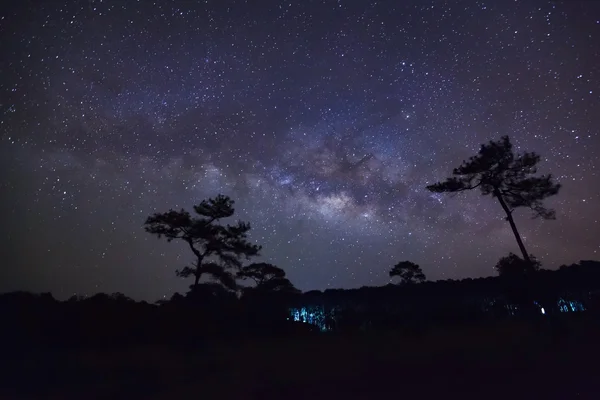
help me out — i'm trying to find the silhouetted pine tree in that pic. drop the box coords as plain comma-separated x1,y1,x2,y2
427,136,561,265
144,195,261,289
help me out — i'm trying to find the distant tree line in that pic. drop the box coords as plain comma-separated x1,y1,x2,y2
2,260,599,349
291,260,600,332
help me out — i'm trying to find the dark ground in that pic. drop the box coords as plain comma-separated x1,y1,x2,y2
2,315,600,399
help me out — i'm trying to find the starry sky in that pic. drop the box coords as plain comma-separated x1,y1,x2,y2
1,0,599,301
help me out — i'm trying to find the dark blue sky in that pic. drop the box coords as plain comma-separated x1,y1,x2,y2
1,0,599,301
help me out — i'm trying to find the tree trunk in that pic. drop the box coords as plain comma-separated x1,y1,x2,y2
192,255,204,289
494,189,532,264
186,239,204,290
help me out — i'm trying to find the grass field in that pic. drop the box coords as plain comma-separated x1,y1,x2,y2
2,314,600,399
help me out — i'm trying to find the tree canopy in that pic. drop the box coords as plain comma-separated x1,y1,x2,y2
495,252,541,278
389,261,426,285
238,263,299,293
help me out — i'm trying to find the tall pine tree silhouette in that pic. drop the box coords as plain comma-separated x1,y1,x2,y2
144,195,261,289
427,136,561,265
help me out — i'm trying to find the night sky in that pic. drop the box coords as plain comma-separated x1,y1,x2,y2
1,0,599,301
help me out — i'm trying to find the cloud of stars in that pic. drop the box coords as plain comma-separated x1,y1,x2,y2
1,0,599,300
